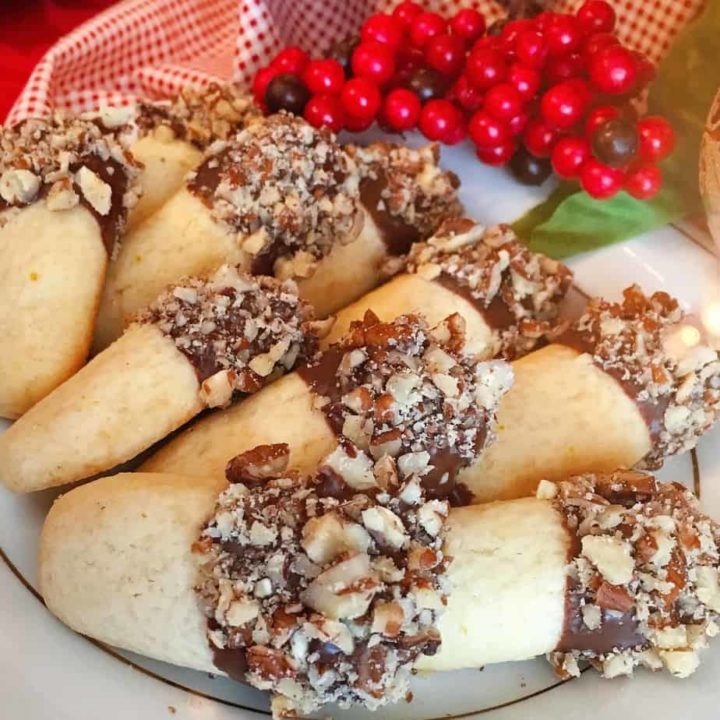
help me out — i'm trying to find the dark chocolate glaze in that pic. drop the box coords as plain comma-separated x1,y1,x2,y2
0,154,129,256
435,274,516,330
359,171,420,256
74,155,130,255
298,347,472,505
557,531,644,654
187,147,229,204
210,628,249,681
557,328,670,443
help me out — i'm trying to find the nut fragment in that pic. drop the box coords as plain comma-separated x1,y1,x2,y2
0,168,39,204
581,536,634,585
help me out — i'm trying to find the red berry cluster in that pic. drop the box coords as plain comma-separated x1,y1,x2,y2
252,0,675,201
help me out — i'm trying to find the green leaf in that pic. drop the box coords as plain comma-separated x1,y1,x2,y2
512,0,720,258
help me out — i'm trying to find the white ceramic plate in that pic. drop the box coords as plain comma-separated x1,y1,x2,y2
2,130,720,720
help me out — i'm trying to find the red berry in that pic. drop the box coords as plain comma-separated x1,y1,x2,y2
340,77,382,121
540,79,591,130
418,99,464,143
544,15,585,57
585,105,621,137
499,19,534,56
410,12,447,49
303,94,345,132
589,45,638,95
477,140,517,166
302,59,345,95
637,116,676,162
425,33,467,76
580,158,624,199
469,110,510,148
534,11,558,34
271,47,308,75
362,14,404,49
396,47,425,74
393,1,422,28
484,83,523,121
382,88,421,131
344,114,375,132
253,66,279,106
466,47,508,89
508,63,541,102
545,53,585,84
625,164,662,200
449,75,484,112
551,136,591,178
351,41,396,86
582,32,618,65
515,30,548,69
508,111,529,136
523,117,560,157
577,1,616,34
450,8,486,43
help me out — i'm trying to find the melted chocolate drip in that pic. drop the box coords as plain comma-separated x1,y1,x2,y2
359,171,421,256
557,532,644,654
557,328,670,443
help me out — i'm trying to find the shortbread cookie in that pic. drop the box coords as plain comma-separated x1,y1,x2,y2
0,115,141,419
40,467,720,716
119,83,258,227
467,285,720,501
144,287,720,504
322,218,572,359
0,265,319,492
93,113,362,349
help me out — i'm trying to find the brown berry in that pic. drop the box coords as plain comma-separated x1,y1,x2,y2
406,67,448,103
591,118,638,167
510,146,552,185
265,74,310,115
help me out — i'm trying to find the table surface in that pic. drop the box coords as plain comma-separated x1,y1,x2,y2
1,0,116,121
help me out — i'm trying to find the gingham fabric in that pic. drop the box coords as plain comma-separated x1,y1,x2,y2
7,0,704,126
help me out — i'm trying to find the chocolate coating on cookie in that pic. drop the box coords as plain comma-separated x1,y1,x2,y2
347,142,462,256
0,114,141,255
134,83,259,149
137,264,319,407
558,286,720,467
196,436,451,715
405,219,573,360
187,113,361,279
298,312,513,504
546,470,720,680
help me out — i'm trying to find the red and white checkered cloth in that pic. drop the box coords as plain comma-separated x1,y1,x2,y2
7,0,704,126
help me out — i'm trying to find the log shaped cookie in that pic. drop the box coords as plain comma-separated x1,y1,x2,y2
467,285,720,501
144,286,720,503
322,218,573,359
0,265,320,493
0,115,141,419
94,128,461,349
40,467,720,716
